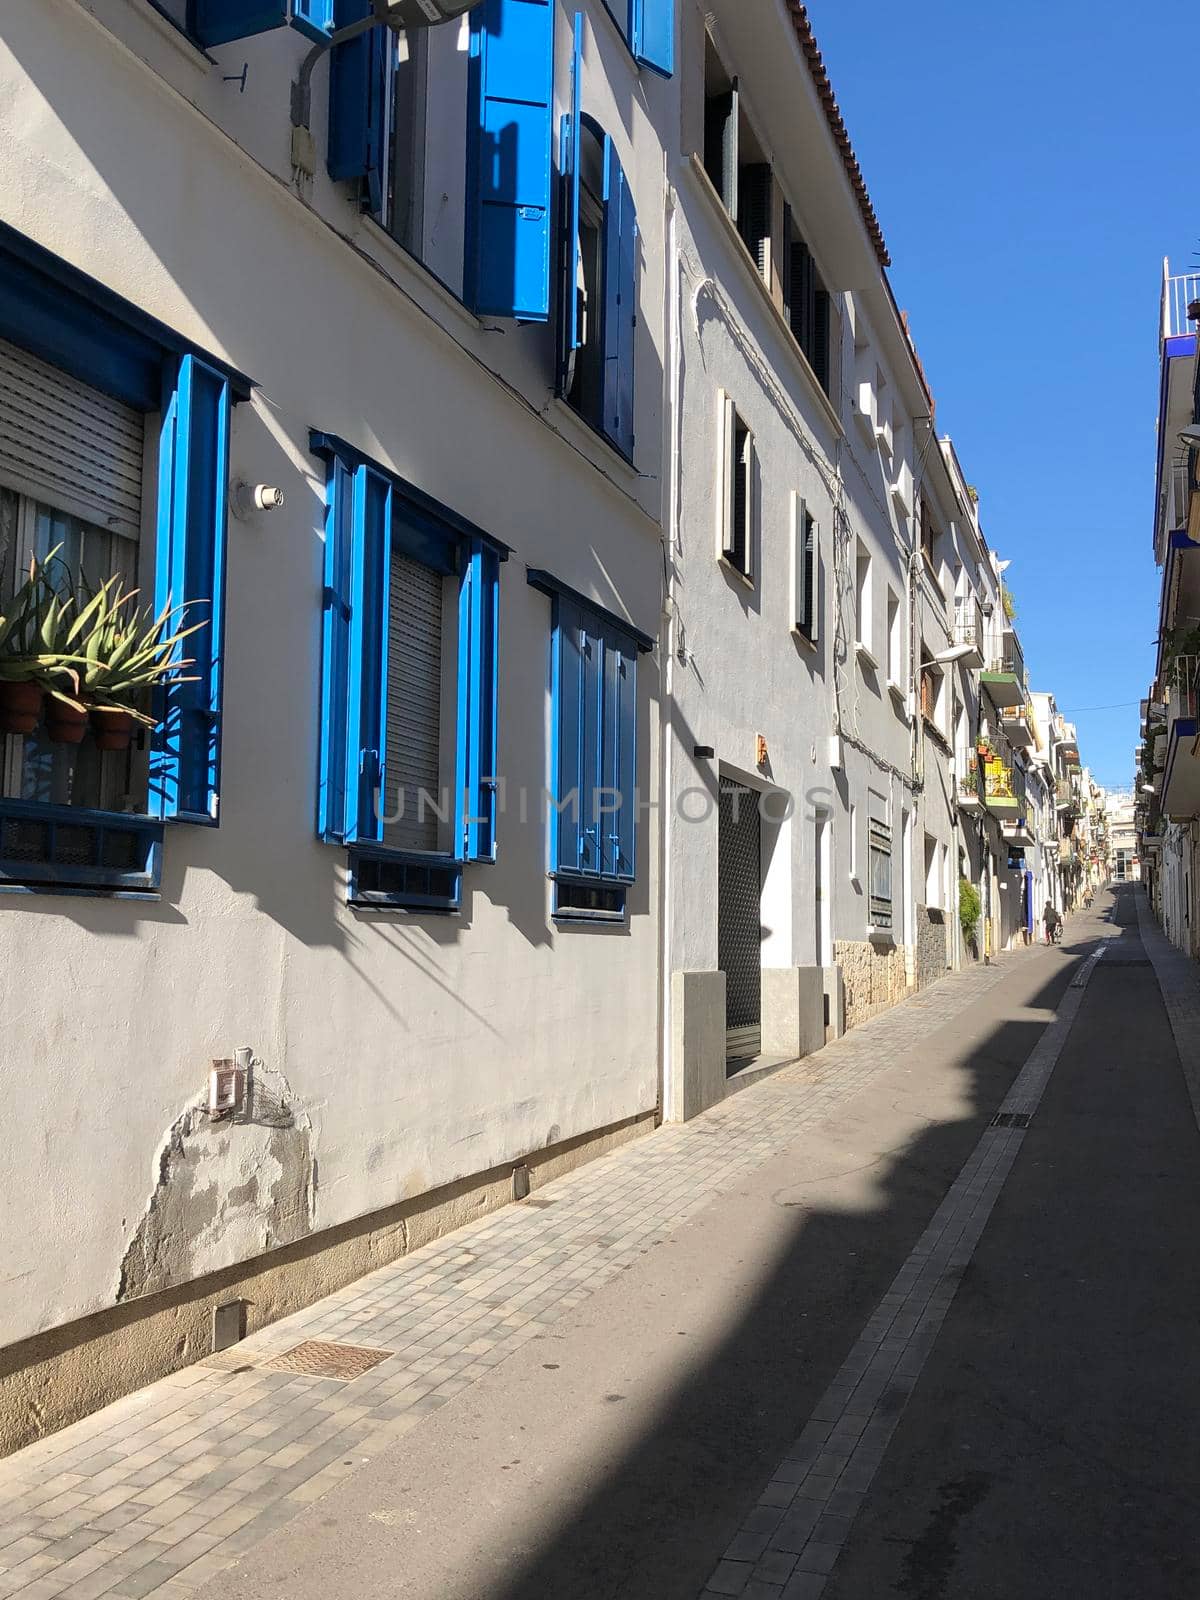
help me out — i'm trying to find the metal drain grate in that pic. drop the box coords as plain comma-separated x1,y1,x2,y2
991,1111,1032,1130
203,1339,394,1381
264,1341,394,1380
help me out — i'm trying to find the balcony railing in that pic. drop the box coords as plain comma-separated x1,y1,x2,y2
986,642,1025,686
983,759,1023,807
953,596,984,656
1162,264,1200,342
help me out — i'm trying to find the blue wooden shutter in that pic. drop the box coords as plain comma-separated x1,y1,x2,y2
601,142,637,458
458,538,501,862
466,0,555,321
600,627,637,880
552,598,585,874
153,355,230,825
193,0,332,46
579,617,603,874
318,458,354,840
558,14,584,392
328,0,389,215
631,0,673,76
344,464,392,843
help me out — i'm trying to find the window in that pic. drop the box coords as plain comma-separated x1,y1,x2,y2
0,226,240,897
848,802,858,880
719,398,754,578
855,542,873,658
703,35,738,218
529,570,651,921
783,212,831,395
886,588,903,684
559,25,639,458
314,435,505,909
920,650,948,737
792,495,818,642
867,794,892,929
602,0,674,74
919,497,940,579
325,0,556,322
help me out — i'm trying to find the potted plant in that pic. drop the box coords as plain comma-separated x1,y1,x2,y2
74,588,206,752
0,552,97,737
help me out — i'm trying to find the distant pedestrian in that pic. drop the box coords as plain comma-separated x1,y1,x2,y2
1043,901,1061,944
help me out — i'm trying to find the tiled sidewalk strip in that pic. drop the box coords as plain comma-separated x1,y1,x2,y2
700,944,1107,1600
0,954,1034,1600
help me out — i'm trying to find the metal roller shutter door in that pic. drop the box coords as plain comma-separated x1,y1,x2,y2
385,551,444,854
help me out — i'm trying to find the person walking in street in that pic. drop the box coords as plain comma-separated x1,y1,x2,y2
1043,900,1062,944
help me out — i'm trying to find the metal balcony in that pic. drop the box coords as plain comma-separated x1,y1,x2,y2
1162,265,1200,342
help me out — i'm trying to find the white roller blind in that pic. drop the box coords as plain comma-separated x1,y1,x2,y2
0,338,144,538
385,552,444,854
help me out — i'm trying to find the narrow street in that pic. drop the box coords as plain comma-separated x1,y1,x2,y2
0,886,1195,1598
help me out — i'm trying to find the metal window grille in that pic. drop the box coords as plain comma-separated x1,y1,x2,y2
868,816,893,928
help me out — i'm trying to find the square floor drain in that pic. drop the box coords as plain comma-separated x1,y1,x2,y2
264,1340,394,1380
991,1111,1032,1130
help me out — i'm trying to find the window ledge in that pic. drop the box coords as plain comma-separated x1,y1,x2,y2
684,154,845,441
719,554,756,590
548,397,642,490
358,215,483,339
792,625,818,651
856,642,879,670
868,926,896,949
887,677,907,702
84,0,215,70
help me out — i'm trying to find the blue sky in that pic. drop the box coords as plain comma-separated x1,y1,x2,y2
807,0,1192,791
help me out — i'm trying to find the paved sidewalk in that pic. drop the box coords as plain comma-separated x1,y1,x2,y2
0,951,1036,1600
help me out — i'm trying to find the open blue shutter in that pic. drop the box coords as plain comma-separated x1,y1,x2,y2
558,13,585,392
466,0,554,321
318,458,354,841
601,142,637,459
552,599,584,873
611,633,638,879
153,355,230,825
631,0,673,76
193,0,332,46
458,539,500,862
344,464,392,843
328,0,389,215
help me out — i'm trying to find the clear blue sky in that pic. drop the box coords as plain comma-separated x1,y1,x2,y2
807,0,1192,791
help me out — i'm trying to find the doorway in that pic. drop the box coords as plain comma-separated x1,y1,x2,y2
719,781,762,1066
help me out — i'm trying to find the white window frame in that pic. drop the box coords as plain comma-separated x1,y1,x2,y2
855,541,875,665
718,392,754,581
791,493,818,642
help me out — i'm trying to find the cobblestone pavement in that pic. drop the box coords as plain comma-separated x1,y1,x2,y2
0,950,1037,1600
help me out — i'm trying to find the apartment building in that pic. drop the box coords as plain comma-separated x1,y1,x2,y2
1139,258,1198,949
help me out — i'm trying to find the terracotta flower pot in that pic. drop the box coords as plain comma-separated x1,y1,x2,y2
0,679,44,735
89,707,136,752
44,699,89,746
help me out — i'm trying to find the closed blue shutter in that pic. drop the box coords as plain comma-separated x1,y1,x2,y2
466,0,555,321
631,0,673,76
193,0,332,46
458,538,501,862
344,464,392,843
558,13,585,391
601,142,637,459
328,0,389,216
318,458,354,840
579,619,603,874
152,355,230,825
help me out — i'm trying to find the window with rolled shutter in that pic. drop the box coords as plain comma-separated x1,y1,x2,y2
385,552,445,854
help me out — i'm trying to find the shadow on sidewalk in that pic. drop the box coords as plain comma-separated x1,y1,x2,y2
472,888,1185,1600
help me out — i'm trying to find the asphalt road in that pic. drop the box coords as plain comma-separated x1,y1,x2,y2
205,887,1198,1600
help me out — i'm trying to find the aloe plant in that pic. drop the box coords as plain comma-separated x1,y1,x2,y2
0,550,87,689
73,588,207,725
